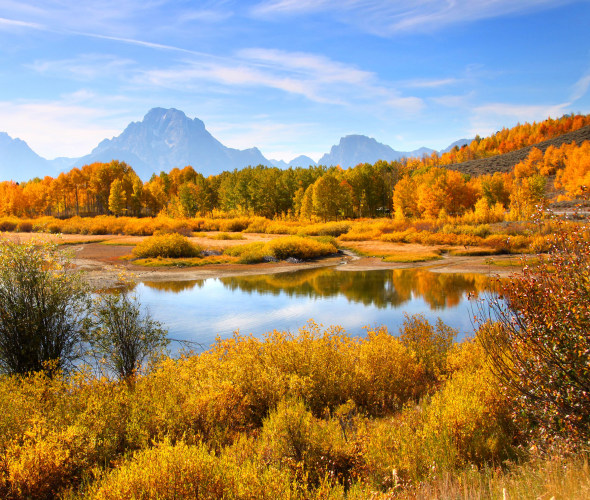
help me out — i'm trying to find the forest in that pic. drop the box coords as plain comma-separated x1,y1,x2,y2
0,113,589,223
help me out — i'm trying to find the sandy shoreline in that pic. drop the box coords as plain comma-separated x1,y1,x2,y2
74,245,521,290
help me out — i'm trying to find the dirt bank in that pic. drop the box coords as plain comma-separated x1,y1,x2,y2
2,232,523,289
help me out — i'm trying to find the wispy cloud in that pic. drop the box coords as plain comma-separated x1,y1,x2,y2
138,48,423,113
571,72,590,102
403,78,460,89
29,54,135,80
250,0,581,34
470,101,571,137
207,118,325,161
0,1,232,39
0,95,133,158
0,16,42,29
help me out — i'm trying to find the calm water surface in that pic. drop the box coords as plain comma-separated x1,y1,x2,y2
134,267,492,351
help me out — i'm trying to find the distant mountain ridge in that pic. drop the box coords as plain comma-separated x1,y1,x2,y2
0,132,52,182
0,107,473,181
74,108,269,179
318,135,435,168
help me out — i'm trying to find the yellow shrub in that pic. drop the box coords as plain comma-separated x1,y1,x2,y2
4,424,94,499
297,221,351,237
258,398,359,488
380,228,418,243
338,228,382,241
354,327,427,414
132,233,202,259
266,236,337,260
86,440,297,499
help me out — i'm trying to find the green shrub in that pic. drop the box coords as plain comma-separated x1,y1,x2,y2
0,239,90,376
224,242,267,263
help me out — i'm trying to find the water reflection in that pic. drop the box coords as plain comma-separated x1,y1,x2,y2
143,267,490,310
135,267,494,350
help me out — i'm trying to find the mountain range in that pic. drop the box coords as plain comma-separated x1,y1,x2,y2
0,108,471,182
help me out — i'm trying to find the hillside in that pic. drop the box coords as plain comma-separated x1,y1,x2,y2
448,125,590,177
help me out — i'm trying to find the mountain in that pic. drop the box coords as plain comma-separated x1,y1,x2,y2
289,155,317,167
318,135,434,168
0,132,54,182
74,108,270,179
440,138,472,154
0,107,477,181
270,155,318,168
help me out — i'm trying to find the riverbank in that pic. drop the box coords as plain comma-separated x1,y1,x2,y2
1,232,526,289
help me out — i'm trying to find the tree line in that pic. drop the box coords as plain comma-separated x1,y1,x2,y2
0,113,588,222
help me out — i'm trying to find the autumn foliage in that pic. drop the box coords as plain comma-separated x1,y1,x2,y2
479,224,590,446
0,114,587,227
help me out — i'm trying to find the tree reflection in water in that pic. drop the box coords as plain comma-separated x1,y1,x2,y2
143,268,490,310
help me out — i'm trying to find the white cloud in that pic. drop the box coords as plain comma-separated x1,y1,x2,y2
138,48,423,113
571,73,590,102
207,118,325,162
403,78,459,89
29,54,135,80
469,101,571,137
250,0,581,35
0,16,42,29
0,96,133,159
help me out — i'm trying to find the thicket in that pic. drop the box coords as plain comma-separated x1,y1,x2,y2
1,225,590,497
479,223,590,447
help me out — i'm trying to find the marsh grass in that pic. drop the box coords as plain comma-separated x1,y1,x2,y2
382,252,443,263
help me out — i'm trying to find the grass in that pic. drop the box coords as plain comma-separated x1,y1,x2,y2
133,255,235,267
448,247,500,257
382,252,442,263
398,453,590,500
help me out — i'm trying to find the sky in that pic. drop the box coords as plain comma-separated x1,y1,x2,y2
0,1,589,163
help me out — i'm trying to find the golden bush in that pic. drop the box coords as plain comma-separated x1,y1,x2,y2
132,233,201,259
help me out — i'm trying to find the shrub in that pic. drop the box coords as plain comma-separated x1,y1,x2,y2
478,224,590,447
399,313,456,385
86,440,297,499
0,219,17,232
15,221,32,233
225,237,337,263
3,424,95,499
266,236,337,260
132,233,201,259
297,221,351,237
258,398,359,488
85,291,169,381
217,217,251,232
0,239,90,376
224,242,267,264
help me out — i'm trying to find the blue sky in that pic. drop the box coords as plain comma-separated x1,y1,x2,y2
0,0,589,162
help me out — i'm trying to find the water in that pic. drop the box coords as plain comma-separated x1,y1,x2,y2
133,267,493,351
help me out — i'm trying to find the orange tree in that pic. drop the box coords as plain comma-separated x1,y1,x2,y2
478,223,590,446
